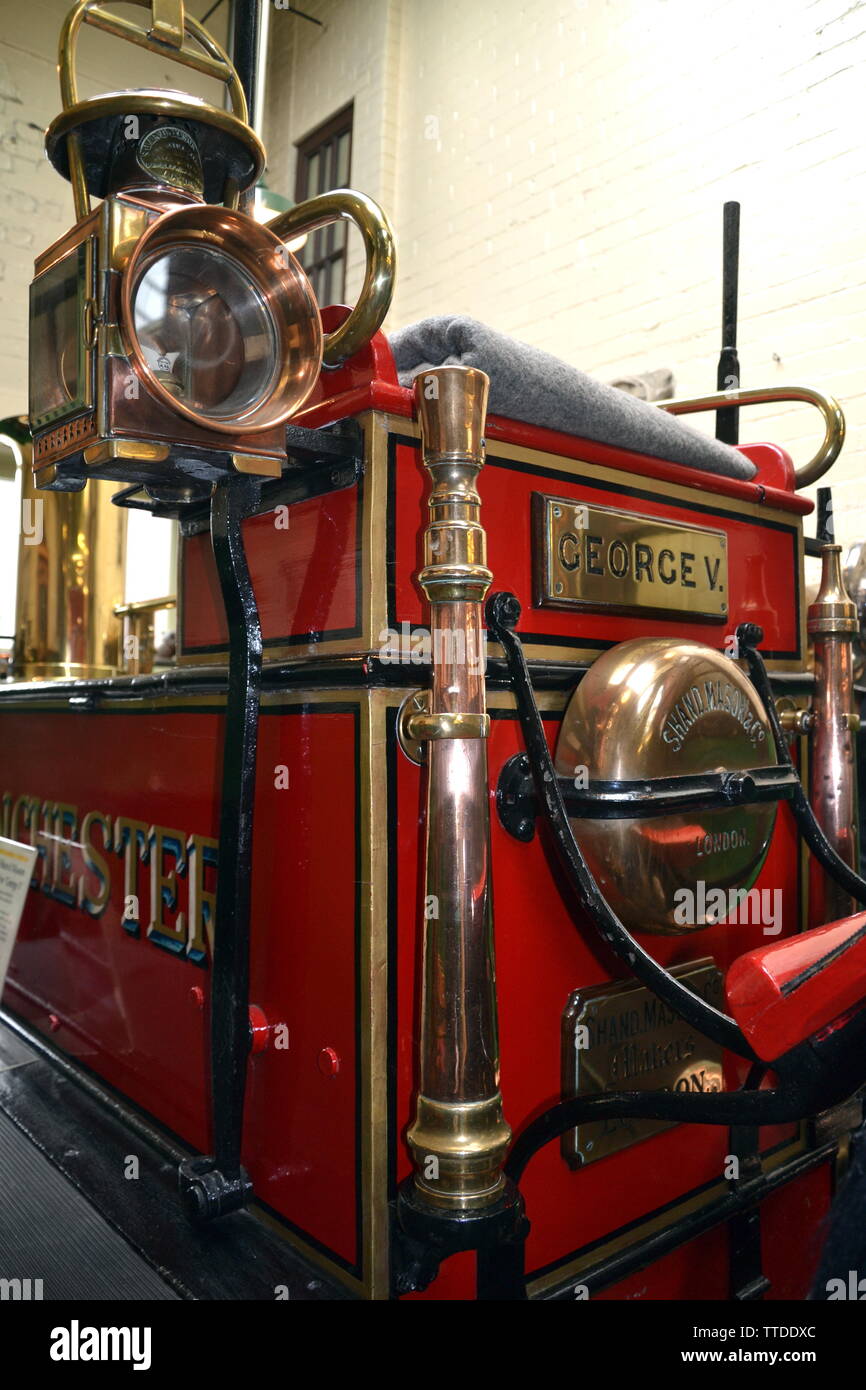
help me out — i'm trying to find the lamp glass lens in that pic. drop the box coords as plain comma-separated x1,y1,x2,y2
131,245,278,420
29,243,89,428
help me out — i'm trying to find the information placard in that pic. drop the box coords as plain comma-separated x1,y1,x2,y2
0,835,37,997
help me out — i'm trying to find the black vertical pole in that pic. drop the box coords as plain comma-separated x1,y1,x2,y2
817,486,835,545
716,201,741,445
209,478,263,1186
177,0,265,1222
231,0,261,119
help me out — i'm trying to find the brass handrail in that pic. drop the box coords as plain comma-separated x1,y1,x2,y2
269,189,396,367
114,595,177,675
658,385,846,489
113,595,177,617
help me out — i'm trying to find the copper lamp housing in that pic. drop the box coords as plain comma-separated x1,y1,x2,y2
28,1,395,505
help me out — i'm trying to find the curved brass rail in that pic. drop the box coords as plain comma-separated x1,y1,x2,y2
58,0,248,219
269,189,397,367
658,385,846,489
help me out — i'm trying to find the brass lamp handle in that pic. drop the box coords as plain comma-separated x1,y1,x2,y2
658,384,845,489
269,190,396,367
59,0,248,220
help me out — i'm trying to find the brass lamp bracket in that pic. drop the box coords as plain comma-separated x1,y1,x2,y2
397,689,490,765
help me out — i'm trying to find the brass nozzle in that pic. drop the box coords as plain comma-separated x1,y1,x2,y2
808,544,858,637
413,365,489,461
414,367,493,604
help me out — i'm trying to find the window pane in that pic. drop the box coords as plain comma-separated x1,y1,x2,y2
336,132,350,186
333,253,345,303
306,151,320,199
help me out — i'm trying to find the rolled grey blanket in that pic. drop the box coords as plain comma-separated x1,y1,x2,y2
389,316,755,481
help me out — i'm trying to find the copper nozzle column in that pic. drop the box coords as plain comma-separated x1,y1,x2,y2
406,366,511,1212
808,544,860,924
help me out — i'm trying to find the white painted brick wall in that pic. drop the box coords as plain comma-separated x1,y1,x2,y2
263,0,866,549
4,1,866,553
263,0,402,303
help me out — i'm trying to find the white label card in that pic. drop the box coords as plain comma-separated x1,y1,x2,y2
0,835,37,997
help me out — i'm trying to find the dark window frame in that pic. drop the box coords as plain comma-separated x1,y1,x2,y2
294,103,354,307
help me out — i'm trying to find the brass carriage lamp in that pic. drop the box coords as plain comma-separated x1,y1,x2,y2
29,0,394,504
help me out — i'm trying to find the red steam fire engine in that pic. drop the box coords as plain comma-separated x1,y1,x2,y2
1,0,866,1306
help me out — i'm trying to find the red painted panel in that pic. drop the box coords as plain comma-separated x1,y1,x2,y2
182,487,360,654
391,439,801,657
1,704,360,1271
245,707,359,1269
2,709,218,1148
761,1161,832,1299
596,1227,729,1301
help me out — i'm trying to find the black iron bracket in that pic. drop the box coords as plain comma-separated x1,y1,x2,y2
178,473,263,1222
726,1064,771,1301
497,753,800,841
504,999,866,1192
393,1178,529,1301
486,591,757,1060
111,420,364,529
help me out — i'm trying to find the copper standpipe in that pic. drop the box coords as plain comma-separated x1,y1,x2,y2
808,543,860,924
406,366,511,1211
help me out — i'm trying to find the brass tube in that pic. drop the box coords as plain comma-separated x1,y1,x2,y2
807,544,860,924
13,437,126,680
406,366,511,1211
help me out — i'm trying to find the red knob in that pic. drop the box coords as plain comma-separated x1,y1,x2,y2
249,1004,271,1054
317,1047,340,1078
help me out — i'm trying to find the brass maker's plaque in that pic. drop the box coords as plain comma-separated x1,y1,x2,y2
534,494,728,620
136,125,204,199
561,960,724,1167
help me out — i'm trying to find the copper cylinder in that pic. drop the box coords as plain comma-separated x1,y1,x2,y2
406,366,511,1212
807,543,859,924
13,435,126,679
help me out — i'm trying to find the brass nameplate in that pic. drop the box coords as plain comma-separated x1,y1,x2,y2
561,960,724,1167
533,494,728,620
